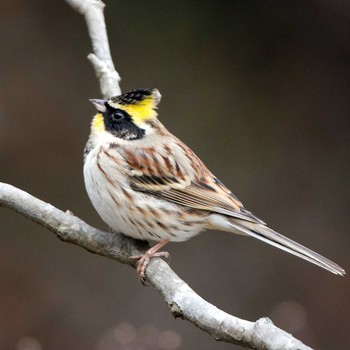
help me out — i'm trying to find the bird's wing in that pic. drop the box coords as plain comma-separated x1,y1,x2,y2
120,143,264,224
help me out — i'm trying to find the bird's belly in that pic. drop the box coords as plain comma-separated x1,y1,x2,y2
84,154,207,242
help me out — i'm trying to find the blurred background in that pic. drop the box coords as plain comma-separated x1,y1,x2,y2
0,1,349,349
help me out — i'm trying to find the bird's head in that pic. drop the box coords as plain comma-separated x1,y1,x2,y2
90,88,161,141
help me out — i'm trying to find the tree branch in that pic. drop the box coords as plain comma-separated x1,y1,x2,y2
1,0,314,348
65,0,121,98
0,182,311,349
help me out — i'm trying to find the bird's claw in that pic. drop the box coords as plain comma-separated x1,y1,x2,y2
130,251,170,284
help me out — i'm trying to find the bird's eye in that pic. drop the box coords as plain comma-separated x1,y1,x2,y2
111,110,124,121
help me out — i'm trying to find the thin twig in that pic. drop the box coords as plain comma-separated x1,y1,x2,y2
65,0,121,97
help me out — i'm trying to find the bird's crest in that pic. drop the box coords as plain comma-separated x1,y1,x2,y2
109,88,161,124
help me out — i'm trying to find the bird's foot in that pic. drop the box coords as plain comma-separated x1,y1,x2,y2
130,239,170,283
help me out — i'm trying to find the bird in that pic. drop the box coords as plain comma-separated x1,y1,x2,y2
83,88,345,280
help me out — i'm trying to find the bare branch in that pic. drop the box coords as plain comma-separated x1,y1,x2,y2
0,183,143,264
65,0,121,97
0,182,312,349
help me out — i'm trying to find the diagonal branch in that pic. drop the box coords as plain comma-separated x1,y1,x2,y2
0,182,311,349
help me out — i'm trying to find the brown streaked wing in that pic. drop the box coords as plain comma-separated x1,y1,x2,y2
115,144,264,224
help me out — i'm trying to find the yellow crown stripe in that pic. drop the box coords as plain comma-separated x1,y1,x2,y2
117,98,158,125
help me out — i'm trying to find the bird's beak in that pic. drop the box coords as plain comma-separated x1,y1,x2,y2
89,99,107,113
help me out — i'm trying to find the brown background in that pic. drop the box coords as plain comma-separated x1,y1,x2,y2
0,1,349,349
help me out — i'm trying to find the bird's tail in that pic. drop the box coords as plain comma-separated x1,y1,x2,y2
210,214,345,275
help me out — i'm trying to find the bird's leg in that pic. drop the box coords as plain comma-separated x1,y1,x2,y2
130,239,170,282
